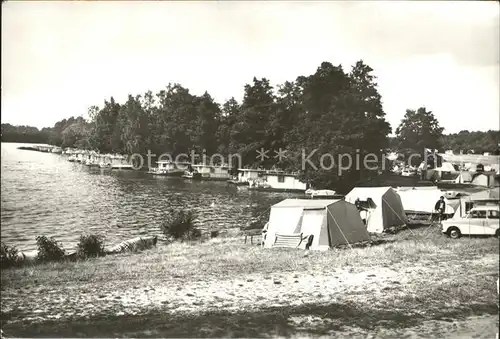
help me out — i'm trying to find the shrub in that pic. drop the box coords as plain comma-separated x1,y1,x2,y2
36,236,65,262
77,234,105,258
210,230,219,238
0,242,20,269
160,210,201,241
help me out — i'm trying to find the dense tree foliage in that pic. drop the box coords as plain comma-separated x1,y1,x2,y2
1,124,51,144
395,107,444,155
3,59,498,191
441,130,500,155
388,130,500,155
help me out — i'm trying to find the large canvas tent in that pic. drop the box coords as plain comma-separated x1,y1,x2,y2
263,199,370,251
344,187,407,233
396,188,459,215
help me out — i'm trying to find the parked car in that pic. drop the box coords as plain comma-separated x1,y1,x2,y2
442,205,500,239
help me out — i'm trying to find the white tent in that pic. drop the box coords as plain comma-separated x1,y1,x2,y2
396,188,459,214
263,199,370,250
436,162,457,172
454,172,473,183
344,187,408,233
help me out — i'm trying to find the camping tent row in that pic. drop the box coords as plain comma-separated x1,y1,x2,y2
263,187,414,250
345,186,459,226
263,187,497,250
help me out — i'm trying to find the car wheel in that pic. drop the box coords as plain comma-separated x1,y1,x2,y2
495,229,500,239
448,227,461,239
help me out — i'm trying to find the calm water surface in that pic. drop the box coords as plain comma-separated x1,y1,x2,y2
1,142,301,251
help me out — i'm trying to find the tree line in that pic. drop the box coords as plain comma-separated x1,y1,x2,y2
2,60,499,191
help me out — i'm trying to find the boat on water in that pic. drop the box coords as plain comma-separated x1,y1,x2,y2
51,146,63,154
191,164,232,181
99,162,112,169
84,159,100,167
227,179,250,186
226,168,307,192
97,154,133,170
111,164,134,170
182,170,202,180
227,168,266,186
248,170,307,193
305,189,340,199
148,161,190,176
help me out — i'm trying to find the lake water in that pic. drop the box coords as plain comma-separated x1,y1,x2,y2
1,142,302,252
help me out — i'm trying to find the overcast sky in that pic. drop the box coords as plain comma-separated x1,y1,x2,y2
2,1,499,134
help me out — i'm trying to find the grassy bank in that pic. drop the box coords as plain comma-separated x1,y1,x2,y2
1,226,498,337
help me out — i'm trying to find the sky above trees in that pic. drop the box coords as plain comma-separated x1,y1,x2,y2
2,1,499,133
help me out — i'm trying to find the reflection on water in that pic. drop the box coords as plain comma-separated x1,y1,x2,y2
1,143,301,251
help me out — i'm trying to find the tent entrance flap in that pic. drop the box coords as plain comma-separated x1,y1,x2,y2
300,208,327,249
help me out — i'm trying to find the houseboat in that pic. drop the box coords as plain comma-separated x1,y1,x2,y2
227,168,265,186
247,170,308,193
99,154,133,170
148,160,190,176
191,164,231,181
182,169,202,180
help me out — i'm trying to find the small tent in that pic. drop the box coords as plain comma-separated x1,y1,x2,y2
471,172,497,188
344,187,407,233
263,199,370,250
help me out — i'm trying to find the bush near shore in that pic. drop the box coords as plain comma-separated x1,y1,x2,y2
1,209,204,269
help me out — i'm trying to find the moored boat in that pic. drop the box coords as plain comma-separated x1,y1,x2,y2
305,189,340,199
148,161,190,176
182,170,202,179
99,162,112,169
111,164,134,170
227,168,266,186
227,179,250,186
192,164,231,181
246,170,307,193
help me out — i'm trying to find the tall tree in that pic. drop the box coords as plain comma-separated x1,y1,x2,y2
231,77,276,167
395,107,444,153
216,97,240,155
192,92,221,156
61,117,92,149
89,97,122,153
